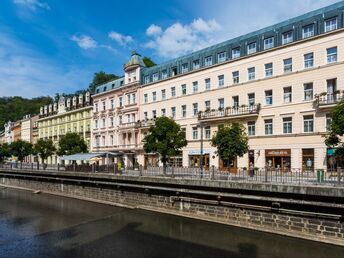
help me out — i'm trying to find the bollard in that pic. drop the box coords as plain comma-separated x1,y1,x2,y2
211,165,215,180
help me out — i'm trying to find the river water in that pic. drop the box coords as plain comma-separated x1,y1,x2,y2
0,187,343,258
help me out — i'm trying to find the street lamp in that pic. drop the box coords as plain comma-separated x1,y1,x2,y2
198,122,204,178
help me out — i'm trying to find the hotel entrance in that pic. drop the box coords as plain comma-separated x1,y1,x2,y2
265,149,291,171
189,154,210,170
144,154,159,168
219,158,238,174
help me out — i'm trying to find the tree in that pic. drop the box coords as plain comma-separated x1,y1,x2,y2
325,101,344,166
143,56,156,68
211,123,249,170
0,143,11,162
9,140,33,163
34,139,56,166
88,71,119,93
57,132,88,156
143,117,187,173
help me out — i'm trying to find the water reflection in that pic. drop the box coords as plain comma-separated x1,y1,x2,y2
0,187,343,258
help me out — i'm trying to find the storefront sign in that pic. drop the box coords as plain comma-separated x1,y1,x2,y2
188,150,210,155
265,149,291,156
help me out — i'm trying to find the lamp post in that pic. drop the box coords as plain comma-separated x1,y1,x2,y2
199,122,204,178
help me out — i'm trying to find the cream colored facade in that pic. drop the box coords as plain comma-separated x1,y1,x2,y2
139,30,343,171
21,115,39,162
37,93,92,164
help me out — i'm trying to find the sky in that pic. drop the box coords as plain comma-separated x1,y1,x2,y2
0,0,341,98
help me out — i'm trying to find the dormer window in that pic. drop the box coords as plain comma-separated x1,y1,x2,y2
264,37,274,50
302,24,314,39
193,60,200,69
282,31,293,44
232,47,240,59
204,56,212,66
161,70,168,79
325,17,337,32
152,73,159,82
144,75,150,84
217,52,226,62
181,63,188,73
172,67,177,76
247,42,256,54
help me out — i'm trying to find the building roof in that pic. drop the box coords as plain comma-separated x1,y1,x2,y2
140,1,344,84
95,77,125,95
124,51,145,69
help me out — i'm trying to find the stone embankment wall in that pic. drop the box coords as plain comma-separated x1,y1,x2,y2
1,169,344,246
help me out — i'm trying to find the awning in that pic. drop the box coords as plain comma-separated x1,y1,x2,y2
60,152,123,161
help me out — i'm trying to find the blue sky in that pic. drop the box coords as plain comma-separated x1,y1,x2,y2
0,0,340,98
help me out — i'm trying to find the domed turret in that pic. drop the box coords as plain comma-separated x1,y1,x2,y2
124,51,145,71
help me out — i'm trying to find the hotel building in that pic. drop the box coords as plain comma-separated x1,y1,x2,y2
37,92,92,164
93,2,344,171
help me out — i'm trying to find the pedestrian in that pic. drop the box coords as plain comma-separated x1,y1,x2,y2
249,162,254,177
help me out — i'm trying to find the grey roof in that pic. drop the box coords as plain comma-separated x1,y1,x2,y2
140,1,344,84
95,77,125,94
124,51,145,69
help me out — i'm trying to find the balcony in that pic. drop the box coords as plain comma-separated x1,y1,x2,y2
118,122,139,130
198,104,260,122
315,92,343,109
137,119,155,129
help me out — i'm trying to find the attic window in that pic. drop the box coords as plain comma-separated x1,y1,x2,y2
172,67,177,76
112,83,115,89
104,86,107,91
96,89,100,93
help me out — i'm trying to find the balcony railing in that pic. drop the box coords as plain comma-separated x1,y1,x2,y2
138,119,155,128
198,104,260,121
316,92,343,107
118,122,138,129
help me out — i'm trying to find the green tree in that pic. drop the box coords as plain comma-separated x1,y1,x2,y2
143,56,156,67
88,71,119,93
325,101,344,165
211,123,249,170
0,143,11,162
9,140,33,163
57,132,88,156
143,117,187,173
34,139,56,166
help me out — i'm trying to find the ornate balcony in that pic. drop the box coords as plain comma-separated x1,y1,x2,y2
315,92,343,109
118,122,139,130
198,104,260,122
138,119,155,129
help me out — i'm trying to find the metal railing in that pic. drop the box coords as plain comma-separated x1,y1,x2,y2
1,163,343,187
316,92,343,106
198,104,260,121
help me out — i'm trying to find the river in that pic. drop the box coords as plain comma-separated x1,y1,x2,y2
0,187,343,258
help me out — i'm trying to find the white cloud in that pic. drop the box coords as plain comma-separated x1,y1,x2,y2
108,31,133,46
13,0,50,11
145,18,222,58
71,34,98,50
146,24,162,36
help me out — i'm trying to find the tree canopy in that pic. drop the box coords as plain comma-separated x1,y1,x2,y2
88,71,119,93
34,139,56,164
0,143,11,162
143,56,157,68
9,140,33,162
211,123,249,166
143,117,187,172
57,132,88,156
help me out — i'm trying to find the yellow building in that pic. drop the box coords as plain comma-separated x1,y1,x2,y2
37,92,92,164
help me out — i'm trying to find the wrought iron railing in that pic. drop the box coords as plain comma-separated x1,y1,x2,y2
198,104,260,121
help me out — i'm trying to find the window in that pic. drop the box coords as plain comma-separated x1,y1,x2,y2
248,93,255,106
182,105,187,118
218,98,224,109
192,127,198,140
144,75,150,84
327,47,337,63
127,95,131,105
172,67,177,76
102,101,106,110
232,96,239,108
95,103,98,112
193,103,198,116
283,58,293,73
152,110,156,119
119,116,122,125
265,90,273,105
232,47,240,59
304,115,314,133
119,97,123,107
171,107,176,119
95,119,98,129
303,24,315,39
233,71,239,84
161,89,166,100
204,56,213,66
304,83,313,100
205,78,211,90
205,126,211,139
247,42,257,54
248,67,255,80
193,81,198,93
152,73,159,82
144,112,148,120
102,118,106,128
283,87,292,103
132,94,136,103
127,114,131,123
110,99,114,109
325,17,337,32
264,37,274,50
248,121,255,136
110,135,114,146
152,91,157,101
161,70,168,79
110,117,114,127
218,75,224,87
265,63,273,77
205,100,211,110
218,52,226,62
161,108,166,116
144,94,148,103
171,87,176,97
193,59,200,69
181,63,188,73
181,84,187,95
326,113,332,131
264,119,273,135
304,53,314,68
283,117,292,134
282,31,293,44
